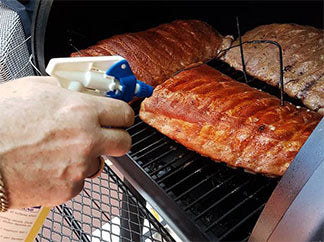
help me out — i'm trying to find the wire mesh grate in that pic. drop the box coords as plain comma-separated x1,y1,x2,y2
37,165,173,242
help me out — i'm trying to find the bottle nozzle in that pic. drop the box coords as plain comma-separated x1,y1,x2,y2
135,80,153,98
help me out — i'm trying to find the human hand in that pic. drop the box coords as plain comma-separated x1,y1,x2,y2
0,76,134,208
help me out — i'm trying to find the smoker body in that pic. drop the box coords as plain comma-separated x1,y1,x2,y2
32,1,324,241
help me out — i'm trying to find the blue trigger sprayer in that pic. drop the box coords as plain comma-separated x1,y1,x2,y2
45,55,153,102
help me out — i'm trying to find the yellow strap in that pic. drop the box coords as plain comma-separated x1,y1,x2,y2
150,208,160,222
25,207,51,242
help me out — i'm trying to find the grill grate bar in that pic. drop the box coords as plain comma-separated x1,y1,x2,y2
164,165,208,193
235,75,245,82
156,159,195,182
216,203,266,238
133,141,169,162
130,137,165,157
130,126,150,138
194,180,251,221
126,120,144,131
131,131,158,147
198,182,270,229
150,154,194,178
184,174,237,211
154,154,197,181
174,174,214,202
141,148,176,169
242,234,251,242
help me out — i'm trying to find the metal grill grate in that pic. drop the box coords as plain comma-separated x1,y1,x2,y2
37,165,173,242
125,60,281,241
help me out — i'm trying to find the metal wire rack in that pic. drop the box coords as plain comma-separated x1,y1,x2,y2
36,165,173,242
126,103,278,241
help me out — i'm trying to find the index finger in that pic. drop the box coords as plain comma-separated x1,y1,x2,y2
91,96,135,128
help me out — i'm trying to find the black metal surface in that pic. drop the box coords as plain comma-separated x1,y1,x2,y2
37,165,173,242
31,0,53,75
34,1,323,68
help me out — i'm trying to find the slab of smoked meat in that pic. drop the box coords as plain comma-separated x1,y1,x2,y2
71,20,233,87
140,65,321,176
223,23,324,115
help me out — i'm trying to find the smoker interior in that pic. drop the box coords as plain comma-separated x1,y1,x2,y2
40,1,323,241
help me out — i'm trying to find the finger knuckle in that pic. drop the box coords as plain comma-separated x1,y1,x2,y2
115,131,132,156
60,95,97,115
124,105,135,126
124,132,132,152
